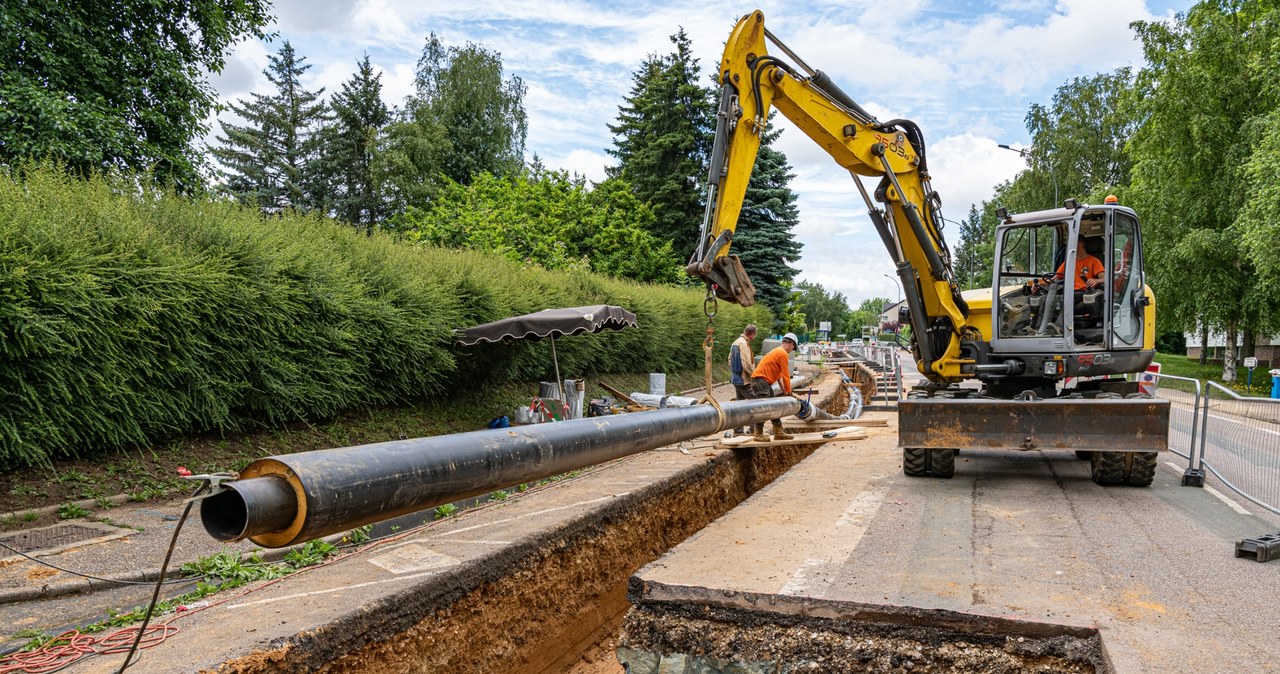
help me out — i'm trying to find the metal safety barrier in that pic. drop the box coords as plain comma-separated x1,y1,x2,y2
1186,382,1280,517
1139,373,1203,466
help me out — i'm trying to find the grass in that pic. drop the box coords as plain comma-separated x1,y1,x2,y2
1155,352,1274,397
56,503,89,519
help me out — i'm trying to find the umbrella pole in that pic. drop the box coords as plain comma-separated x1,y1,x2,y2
551,335,563,403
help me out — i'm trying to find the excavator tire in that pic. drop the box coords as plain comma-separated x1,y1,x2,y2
929,448,956,478
902,447,955,478
1126,452,1158,487
1090,451,1127,485
903,448,927,476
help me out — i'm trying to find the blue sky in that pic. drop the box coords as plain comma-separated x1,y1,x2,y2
209,0,1192,310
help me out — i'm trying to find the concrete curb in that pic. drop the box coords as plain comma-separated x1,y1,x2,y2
1,492,134,523
0,531,348,606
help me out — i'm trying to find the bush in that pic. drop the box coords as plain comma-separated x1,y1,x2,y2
0,167,770,469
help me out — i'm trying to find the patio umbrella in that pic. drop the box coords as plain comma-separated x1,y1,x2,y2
456,305,639,401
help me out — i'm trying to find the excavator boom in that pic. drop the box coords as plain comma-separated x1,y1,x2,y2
688,10,972,382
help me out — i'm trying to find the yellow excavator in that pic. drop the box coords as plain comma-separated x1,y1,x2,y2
688,10,1169,486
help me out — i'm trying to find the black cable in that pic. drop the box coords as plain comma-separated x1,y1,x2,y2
0,539,200,587
115,483,206,674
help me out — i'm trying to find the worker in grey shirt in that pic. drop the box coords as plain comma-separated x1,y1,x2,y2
728,324,756,435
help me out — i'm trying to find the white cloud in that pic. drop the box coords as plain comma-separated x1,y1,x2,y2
204,0,1189,311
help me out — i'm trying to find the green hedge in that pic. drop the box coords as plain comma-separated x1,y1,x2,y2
0,168,771,469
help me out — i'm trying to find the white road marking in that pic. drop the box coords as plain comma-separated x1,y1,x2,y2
779,483,888,597
1207,413,1280,436
1204,486,1252,515
1162,462,1253,514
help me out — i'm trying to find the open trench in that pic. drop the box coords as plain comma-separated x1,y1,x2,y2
213,371,1105,674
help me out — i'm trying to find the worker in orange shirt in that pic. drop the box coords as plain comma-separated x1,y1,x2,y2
749,332,798,442
1037,237,1105,292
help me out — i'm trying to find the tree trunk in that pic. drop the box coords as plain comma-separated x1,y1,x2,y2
1243,328,1255,359
1198,324,1209,365
1222,321,1238,382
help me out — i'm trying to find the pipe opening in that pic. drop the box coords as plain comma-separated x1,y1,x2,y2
200,476,297,542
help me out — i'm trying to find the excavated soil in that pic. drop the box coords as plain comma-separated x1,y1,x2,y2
618,604,1105,674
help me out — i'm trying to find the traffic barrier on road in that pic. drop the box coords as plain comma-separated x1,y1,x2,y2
1138,373,1204,484
1187,382,1280,517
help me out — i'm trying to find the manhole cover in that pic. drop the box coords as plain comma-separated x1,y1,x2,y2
0,524,116,554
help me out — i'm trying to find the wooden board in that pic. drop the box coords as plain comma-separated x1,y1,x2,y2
718,425,867,448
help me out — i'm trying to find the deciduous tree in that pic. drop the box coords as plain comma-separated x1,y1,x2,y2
0,0,270,190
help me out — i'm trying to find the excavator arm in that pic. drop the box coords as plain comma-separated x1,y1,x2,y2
688,10,974,382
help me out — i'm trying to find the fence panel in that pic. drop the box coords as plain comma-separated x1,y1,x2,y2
1194,382,1280,517
1143,373,1202,466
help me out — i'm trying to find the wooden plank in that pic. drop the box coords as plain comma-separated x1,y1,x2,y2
597,381,640,406
718,426,866,448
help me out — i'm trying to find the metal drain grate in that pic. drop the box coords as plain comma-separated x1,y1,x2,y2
0,524,110,554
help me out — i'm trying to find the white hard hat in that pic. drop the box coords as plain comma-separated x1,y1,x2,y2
782,332,798,344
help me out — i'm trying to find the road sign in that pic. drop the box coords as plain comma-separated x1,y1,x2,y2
819,321,831,331
1138,362,1161,397
1245,357,1258,369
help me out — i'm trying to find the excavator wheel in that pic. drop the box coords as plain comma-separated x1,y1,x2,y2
1090,451,1157,486
1126,452,1158,486
903,448,927,476
929,448,956,478
1090,451,1126,485
902,447,955,478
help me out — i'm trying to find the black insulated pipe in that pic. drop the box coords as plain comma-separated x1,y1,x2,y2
201,397,802,548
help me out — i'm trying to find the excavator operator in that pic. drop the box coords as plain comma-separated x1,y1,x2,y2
1035,237,1105,293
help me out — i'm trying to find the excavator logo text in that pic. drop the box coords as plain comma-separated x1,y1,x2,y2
875,133,912,162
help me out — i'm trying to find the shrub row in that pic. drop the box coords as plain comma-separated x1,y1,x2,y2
0,168,771,469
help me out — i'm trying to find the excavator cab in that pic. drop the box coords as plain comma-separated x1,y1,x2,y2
989,200,1153,380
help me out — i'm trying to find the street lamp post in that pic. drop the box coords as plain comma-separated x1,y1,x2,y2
997,144,1058,207
882,273,902,303
882,273,903,334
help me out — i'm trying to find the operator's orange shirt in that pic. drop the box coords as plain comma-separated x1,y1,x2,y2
751,347,792,395
1056,253,1105,290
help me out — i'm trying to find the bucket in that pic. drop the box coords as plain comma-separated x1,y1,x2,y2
649,373,666,396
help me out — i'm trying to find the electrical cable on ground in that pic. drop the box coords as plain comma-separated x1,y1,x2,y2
0,540,199,587
112,482,206,673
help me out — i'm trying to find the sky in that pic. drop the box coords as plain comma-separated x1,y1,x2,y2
208,0,1192,310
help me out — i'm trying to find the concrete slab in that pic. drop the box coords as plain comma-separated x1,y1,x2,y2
628,418,1280,673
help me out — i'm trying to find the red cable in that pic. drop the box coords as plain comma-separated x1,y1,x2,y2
0,625,178,674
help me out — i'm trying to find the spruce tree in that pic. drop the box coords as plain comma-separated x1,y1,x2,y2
607,29,715,255
731,129,802,317
319,55,391,232
210,41,329,212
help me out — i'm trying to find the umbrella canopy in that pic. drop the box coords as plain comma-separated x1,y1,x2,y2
456,305,638,346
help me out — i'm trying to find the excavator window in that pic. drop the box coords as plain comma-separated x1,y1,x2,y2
1111,214,1143,346
995,223,1063,338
